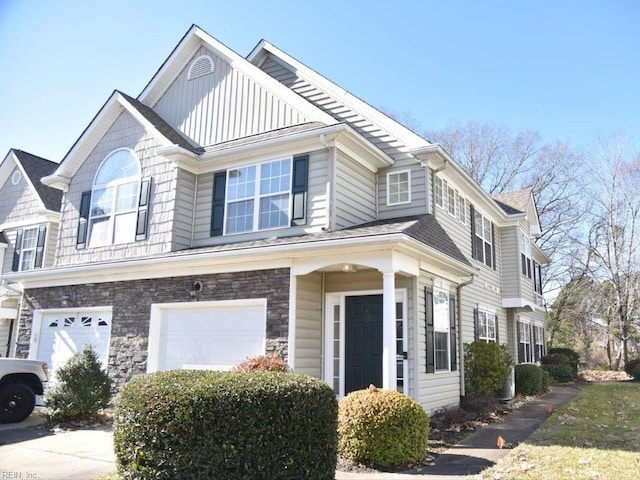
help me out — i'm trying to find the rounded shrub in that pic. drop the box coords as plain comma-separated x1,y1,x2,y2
114,370,337,480
464,341,513,396
515,364,546,396
548,347,579,378
624,358,640,381
338,386,429,468
44,344,112,421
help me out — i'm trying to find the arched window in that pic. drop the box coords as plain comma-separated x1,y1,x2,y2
188,54,214,80
87,149,141,247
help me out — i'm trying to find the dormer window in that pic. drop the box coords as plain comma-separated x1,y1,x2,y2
188,55,214,80
76,149,153,249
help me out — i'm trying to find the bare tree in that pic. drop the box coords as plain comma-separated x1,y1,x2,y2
579,135,640,367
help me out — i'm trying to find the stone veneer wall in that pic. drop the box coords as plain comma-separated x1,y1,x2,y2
16,268,290,388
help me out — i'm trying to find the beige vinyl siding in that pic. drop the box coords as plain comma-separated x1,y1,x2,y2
0,167,44,226
154,47,311,147
417,270,460,413
500,225,520,299
55,111,177,266
192,149,329,246
44,222,59,268
334,153,376,229
378,162,428,219
1,230,16,275
517,219,538,306
294,272,323,378
172,169,196,250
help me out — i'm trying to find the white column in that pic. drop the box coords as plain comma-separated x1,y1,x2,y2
382,271,397,390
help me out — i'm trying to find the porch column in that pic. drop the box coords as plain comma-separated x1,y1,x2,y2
382,271,397,390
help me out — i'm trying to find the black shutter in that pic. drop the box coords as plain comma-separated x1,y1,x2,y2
517,321,524,363
449,293,457,371
12,229,23,271
425,287,434,373
473,308,479,341
495,314,500,344
542,327,546,356
470,204,477,260
210,171,227,237
34,225,47,268
491,223,496,270
533,326,539,362
291,154,309,226
77,191,91,248
136,178,152,241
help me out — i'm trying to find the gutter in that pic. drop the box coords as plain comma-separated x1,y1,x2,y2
457,274,476,397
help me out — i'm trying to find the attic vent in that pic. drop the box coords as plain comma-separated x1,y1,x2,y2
188,55,214,80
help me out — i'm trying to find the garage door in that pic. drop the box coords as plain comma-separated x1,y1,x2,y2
147,300,267,372
35,310,112,382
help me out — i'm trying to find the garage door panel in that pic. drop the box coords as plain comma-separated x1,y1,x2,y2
151,301,267,372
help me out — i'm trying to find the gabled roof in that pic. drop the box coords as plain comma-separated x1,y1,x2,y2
43,90,201,190
248,39,431,152
138,25,335,126
0,149,62,213
493,189,541,235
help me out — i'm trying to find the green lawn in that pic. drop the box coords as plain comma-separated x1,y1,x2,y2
479,382,640,479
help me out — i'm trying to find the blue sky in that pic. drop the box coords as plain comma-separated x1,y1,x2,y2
1,0,638,162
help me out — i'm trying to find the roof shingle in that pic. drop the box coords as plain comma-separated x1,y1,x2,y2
13,150,62,212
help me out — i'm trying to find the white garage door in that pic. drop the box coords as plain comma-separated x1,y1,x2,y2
148,300,267,372
35,310,112,382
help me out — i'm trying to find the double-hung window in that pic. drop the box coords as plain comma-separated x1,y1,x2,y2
433,288,450,372
11,225,47,272
434,176,466,225
477,310,498,342
471,207,495,268
18,228,38,271
518,321,533,363
534,325,545,360
521,231,532,278
211,155,309,237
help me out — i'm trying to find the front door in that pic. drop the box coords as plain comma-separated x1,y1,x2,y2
345,295,383,393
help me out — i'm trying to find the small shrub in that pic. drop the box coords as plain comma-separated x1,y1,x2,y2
44,344,112,421
114,370,337,480
624,358,640,381
548,347,579,378
232,354,289,372
338,386,429,468
541,368,550,392
542,364,575,383
460,395,501,419
464,341,513,397
515,364,546,396
541,353,571,366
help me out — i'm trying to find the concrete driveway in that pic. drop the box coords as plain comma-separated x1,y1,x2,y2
0,407,116,480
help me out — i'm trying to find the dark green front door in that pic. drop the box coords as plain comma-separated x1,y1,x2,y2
345,295,383,393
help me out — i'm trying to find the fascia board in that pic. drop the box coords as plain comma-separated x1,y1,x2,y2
160,123,393,175
9,234,407,288
0,150,17,190
532,242,551,264
248,41,430,150
139,27,334,126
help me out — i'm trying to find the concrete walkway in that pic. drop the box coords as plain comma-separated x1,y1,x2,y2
0,386,579,480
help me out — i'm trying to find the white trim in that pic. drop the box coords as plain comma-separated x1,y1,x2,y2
187,54,214,80
10,170,21,185
288,273,297,370
147,298,267,373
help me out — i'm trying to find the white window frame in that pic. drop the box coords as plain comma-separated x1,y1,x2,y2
18,227,39,271
474,209,494,267
478,310,497,342
435,175,466,225
224,157,292,235
435,176,444,208
188,54,214,80
387,169,411,206
519,320,533,363
433,287,450,372
88,148,141,248
534,325,545,359
520,230,532,278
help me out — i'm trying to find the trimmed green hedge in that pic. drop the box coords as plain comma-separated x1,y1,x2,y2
114,370,337,480
542,364,575,383
338,387,429,467
464,341,513,397
547,347,579,378
515,364,547,396
624,358,640,381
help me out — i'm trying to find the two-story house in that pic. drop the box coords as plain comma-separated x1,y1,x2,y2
0,149,62,357
4,25,547,411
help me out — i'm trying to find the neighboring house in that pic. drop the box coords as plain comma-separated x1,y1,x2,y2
5,25,548,411
0,149,62,357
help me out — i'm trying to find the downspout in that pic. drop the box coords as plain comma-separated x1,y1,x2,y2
457,274,475,397
1,280,23,295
